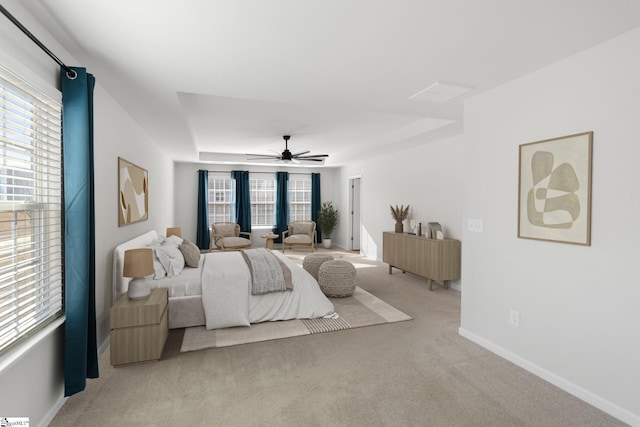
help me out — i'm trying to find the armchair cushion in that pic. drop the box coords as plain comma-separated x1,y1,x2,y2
214,223,237,237
218,236,251,249
284,234,313,245
291,222,314,236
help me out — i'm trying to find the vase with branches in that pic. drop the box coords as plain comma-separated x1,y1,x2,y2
390,204,410,233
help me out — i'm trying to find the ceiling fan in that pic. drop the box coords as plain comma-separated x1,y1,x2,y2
247,135,329,163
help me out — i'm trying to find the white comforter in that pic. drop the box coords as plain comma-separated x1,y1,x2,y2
201,250,335,329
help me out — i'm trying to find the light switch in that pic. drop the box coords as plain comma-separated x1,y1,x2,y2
468,218,483,232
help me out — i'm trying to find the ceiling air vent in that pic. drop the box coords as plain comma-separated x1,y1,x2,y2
409,81,473,103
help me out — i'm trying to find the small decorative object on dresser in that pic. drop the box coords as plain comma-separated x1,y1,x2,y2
428,222,443,239
390,204,410,233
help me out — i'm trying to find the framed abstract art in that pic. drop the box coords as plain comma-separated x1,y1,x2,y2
118,157,148,226
518,132,593,245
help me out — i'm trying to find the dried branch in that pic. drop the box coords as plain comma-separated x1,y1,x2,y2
390,204,410,221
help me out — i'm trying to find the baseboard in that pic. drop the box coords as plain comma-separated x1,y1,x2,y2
458,327,639,426
38,394,67,427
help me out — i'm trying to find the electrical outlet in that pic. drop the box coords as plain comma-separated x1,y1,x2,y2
468,218,483,232
509,309,520,327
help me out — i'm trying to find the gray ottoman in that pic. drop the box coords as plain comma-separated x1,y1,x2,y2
303,253,335,280
318,260,356,298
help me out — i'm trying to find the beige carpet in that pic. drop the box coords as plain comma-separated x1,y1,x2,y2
181,286,411,352
50,248,625,427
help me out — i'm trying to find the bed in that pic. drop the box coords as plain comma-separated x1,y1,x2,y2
113,230,336,329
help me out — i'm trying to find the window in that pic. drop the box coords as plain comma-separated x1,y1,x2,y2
206,173,313,227
207,175,233,224
250,177,275,226
289,176,311,221
0,66,63,355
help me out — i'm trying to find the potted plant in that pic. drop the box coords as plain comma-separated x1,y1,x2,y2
318,201,338,248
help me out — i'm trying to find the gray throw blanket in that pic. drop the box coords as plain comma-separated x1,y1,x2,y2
241,248,293,295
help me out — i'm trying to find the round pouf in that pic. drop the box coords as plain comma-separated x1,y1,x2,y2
303,253,335,281
318,260,357,298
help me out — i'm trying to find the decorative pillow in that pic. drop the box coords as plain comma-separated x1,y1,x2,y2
165,234,184,247
292,222,313,236
214,223,236,237
179,239,201,268
156,242,185,277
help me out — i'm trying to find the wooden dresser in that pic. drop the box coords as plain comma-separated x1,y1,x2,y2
110,287,168,366
382,232,461,290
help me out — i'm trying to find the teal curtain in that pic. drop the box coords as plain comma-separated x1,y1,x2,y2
62,67,98,396
231,170,251,232
196,170,210,249
272,171,289,243
311,173,322,243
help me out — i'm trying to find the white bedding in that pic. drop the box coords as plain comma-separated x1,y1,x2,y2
201,250,335,329
113,232,335,330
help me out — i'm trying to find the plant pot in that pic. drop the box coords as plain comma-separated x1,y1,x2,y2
322,238,332,249
395,222,403,233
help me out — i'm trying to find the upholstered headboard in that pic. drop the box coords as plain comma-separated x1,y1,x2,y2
112,230,159,303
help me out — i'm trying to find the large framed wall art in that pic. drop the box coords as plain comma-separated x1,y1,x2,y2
118,157,148,226
518,131,593,245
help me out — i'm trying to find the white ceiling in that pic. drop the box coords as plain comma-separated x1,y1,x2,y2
19,1,640,166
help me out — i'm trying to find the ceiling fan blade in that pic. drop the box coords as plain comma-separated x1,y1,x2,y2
247,155,281,160
291,150,310,157
295,157,325,162
295,154,329,159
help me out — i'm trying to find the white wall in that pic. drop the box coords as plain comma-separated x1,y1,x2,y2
334,135,464,276
0,2,174,425
459,28,640,424
174,162,336,247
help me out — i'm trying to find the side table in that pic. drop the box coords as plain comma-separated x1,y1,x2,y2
110,287,168,366
261,233,278,249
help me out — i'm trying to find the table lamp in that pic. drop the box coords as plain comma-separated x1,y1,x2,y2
123,248,154,300
166,227,182,238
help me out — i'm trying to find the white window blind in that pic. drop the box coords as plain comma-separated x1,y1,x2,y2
0,65,63,355
250,177,275,226
207,175,233,224
289,176,311,221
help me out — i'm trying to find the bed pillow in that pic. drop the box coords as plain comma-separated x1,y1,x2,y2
165,234,184,247
179,239,201,268
156,241,185,277
146,241,167,279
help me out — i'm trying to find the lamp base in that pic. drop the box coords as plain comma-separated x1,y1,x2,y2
128,278,151,300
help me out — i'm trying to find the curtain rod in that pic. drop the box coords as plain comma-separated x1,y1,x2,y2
0,4,77,79
203,170,315,176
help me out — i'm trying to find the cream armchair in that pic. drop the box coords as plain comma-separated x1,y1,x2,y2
210,222,252,251
282,220,316,253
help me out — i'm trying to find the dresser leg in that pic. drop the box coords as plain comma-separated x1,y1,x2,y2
428,278,433,291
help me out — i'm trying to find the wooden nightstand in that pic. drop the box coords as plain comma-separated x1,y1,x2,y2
110,288,168,366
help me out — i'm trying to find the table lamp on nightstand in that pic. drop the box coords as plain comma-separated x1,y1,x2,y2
123,248,154,300
166,227,182,238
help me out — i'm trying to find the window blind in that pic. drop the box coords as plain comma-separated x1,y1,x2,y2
0,65,63,355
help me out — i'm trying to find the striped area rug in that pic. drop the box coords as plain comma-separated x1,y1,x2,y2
180,287,411,352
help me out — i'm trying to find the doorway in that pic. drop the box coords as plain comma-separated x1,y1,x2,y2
349,176,361,251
